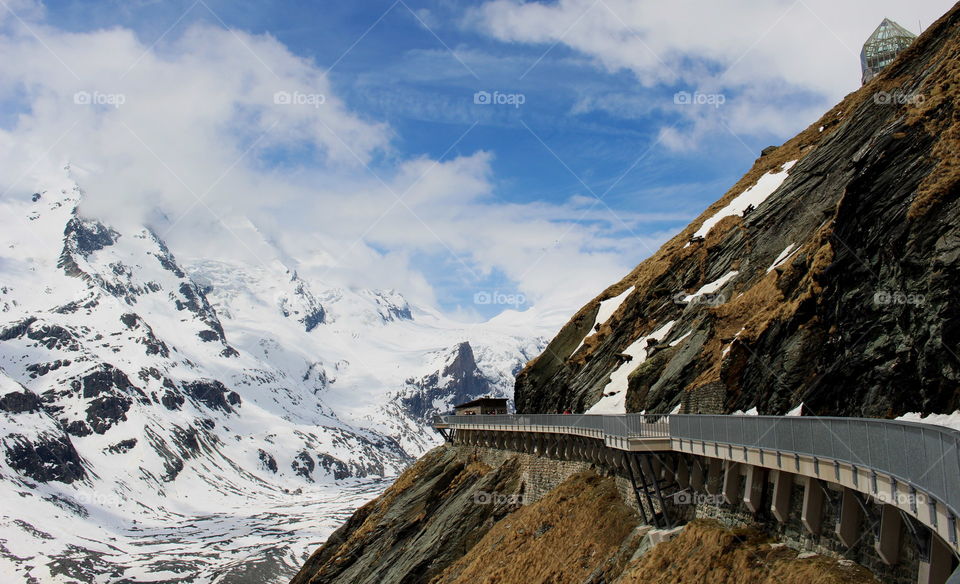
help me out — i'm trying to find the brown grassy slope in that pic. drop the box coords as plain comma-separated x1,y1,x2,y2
430,472,640,584
616,520,877,584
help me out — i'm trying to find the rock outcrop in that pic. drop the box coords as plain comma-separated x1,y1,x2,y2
516,4,960,417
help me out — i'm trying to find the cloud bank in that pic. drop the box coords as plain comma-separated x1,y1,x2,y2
469,0,951,147
0,3,668,321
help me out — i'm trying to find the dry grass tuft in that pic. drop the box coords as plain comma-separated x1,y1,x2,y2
616,520,877,584
431,472,639,584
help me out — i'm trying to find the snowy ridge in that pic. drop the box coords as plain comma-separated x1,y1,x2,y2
0,173,547,583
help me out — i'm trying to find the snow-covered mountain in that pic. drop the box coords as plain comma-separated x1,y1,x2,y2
0,170,546,583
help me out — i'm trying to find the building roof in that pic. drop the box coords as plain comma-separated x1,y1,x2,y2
861,18,917,84
454,396,508,408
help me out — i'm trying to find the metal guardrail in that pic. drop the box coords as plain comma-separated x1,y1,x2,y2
441,413,669,438
440,413,960,520
670,415,960,524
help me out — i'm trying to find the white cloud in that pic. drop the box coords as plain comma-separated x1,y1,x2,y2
0,7,662,320
469,0,952,147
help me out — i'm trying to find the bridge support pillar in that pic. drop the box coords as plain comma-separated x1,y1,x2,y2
744,465,765,513
546,435,557,457
676,457,690,490
836,487,863,549
801,477,825,535
876,504,902,565
660,454,676,485
706,459,723,496
771,470,793,523
917,533,953,584
691,459,705,492
649,456,662,480
722,462,741,505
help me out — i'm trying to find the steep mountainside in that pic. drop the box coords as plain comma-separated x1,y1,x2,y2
516,4,960,418
290,4,960,584
0,175,545,582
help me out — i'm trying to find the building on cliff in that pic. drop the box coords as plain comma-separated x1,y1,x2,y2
453,397,509,415
862,18,918,84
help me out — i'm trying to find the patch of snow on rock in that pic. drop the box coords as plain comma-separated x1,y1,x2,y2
692,161,797,239
570,286,634,357
586,320,675,414
767,243,798,273
682,271,739,303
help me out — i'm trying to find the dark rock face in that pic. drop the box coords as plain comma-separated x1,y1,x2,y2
0,316,37,341
86,395,132,434
291,450,315,480
71,365,137,399
4,433,86,484
120,313,169,357
106,438,137,454
0,390,42,413
258,449,278,473
160,390,184,411
316,453,350,480
62,217,117,258
174,282,228,344
289,447,524,584
26,359,72,379
400,342,495,420
58,217,119,279
515,7,960,418
182,379,234,412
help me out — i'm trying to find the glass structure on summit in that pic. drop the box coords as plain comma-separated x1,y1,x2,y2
861,18,918,84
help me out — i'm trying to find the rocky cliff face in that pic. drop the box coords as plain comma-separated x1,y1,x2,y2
516,4,960,418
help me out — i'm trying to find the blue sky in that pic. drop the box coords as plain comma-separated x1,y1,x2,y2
0,0,952,321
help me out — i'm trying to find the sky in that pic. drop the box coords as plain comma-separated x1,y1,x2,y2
0,0,953,322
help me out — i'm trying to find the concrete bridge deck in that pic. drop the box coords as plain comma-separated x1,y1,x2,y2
435,413,960,584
